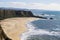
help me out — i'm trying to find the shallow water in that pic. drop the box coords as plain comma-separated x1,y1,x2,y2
21,19,60,40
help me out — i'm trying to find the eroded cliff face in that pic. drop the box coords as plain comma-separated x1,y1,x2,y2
0,8,47,40
0,8,47,20
0,9,34,20
0,8,36,40
0,25,12,40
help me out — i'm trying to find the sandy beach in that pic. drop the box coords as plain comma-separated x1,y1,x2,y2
0,17,39,40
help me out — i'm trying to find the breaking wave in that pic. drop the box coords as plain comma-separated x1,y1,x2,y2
21,20,60,40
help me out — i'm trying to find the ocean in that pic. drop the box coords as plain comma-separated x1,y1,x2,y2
21,10,60,40
31,9,60,20
21,20,60,40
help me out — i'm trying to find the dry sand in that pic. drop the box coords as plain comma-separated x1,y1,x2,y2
0,17,39,40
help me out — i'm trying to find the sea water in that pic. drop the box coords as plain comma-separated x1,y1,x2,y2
31,10,60,20
20,10,60,40
21,19,60,40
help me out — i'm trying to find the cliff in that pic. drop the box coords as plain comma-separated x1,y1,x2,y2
0,8,47,20
0,17,39,40
0,8,47,40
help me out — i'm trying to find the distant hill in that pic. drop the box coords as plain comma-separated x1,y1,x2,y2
0,8,47,20
0,8,34,20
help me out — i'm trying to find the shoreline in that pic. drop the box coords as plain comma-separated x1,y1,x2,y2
0,17,39,40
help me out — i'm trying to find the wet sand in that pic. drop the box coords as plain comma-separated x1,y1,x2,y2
0,17,39,40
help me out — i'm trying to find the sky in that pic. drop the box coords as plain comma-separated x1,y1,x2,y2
0,0,60,11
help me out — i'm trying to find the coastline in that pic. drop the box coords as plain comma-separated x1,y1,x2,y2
0,17,39,40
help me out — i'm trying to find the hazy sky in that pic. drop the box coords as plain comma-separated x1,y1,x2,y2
0,0,60,10
0,0,60,3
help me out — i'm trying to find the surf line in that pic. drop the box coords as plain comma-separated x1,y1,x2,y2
20,19,38,40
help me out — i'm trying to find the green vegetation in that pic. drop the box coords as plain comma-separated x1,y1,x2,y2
0,8,34,20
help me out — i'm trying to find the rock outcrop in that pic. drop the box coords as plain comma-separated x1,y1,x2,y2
0,8,47,20
0,25,12,40
0,8,47,40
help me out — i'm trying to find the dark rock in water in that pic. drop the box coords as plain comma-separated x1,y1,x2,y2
50,17,53,20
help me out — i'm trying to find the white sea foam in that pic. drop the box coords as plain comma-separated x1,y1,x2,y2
20,21,60,40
